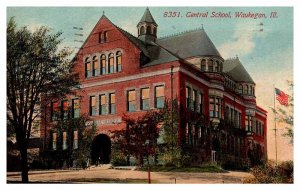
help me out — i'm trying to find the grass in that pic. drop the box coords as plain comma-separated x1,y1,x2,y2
138,165,227,173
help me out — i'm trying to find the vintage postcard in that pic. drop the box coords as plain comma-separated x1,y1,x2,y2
6,6,293,184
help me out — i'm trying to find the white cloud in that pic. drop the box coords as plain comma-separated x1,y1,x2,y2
219,20,267,59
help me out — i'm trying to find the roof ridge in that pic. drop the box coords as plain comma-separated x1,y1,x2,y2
158,27,204,40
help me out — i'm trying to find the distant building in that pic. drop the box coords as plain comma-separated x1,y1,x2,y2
41,8,267,167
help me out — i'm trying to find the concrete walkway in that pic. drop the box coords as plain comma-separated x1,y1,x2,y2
7,166,253,184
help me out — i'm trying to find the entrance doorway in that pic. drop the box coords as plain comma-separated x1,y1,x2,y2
91,134,111,165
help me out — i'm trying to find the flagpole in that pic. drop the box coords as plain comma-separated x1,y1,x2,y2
273,85,278,166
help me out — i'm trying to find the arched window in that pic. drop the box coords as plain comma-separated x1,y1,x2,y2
92,56,99,76
85,57,91,78
245,85,249,95
100,33,105,43
140,26,145,35
100,54,106,75
153,27,157,36
215,61,219,72
239,84,243,94
250,85,253,95
108,53,114,74
201,59,206,71
208,59,213,72
116,51,122,72
146,26,151,34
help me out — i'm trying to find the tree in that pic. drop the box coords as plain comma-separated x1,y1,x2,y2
111,111,162,166
272,80,293,144
7,18,79,182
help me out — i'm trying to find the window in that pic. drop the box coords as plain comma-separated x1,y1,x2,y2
238,85,243,94
153,27,157,36
209,96,222,118
73,131,78,149
108,53,114,74
186,87,191,109
141,88,150,110
146,26,151,34
250,85,252,95
63,132,67,150
61,100,68,120
245,115,253,132
201,60,206,71
116,51,122,72
92,56,99,76
72,99,80,118
85,58,91,78
155,86,165,108
186,123,192,145
192,89,197,111
127,90,136,112
234,110,238,127
109,93,115,114
197,92,203,113
104,31,107,43
52,132,57,150
100,54,106,75
90,96,96,116
99,94,107,115
208,59,213,71
215,61,219,72
100,31,107,43
244,85,249,94
140,26,145,35
225,106,230,122
51,101,59,121
98,32,102,43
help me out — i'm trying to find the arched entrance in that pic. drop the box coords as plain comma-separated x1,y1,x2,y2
91,134,111,165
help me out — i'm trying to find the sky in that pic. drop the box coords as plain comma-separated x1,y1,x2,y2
7,7,294,161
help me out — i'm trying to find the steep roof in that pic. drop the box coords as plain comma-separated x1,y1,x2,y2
223,58,255,83
138,7,157,26
157,28,222,59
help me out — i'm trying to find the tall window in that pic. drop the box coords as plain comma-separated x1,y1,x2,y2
52,132,57,150
127,90,136,112
85,58,91,78
99,94,107,115
98,32,102,43
100,54,106,75
234,110,238,127
73,131,78,149
186,87,191,109
208,59,213,71
186,123,192,145
155,86,165,108
146,26,151,34
197,92,203,113
209,96,222,118
201,60,206,71
238,85,243,94
51,101,59,121
140,26,145,35
90,96,96,116
215,61,219,72
192,89,196,111
61,100,68,120
63,132,67,150
116,51,122,72
225,106,230,121
245,115,253,132
72,99,80,118
92,56,99,76
108,53,114,74
141,88,150,110
100,31,107,43
244,85,249,95
109,93,116,114
104,31,107,43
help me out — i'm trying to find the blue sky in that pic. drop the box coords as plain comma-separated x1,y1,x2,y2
7,7,293,160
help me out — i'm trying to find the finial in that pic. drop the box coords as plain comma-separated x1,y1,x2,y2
102,11,105,15
236,54,239,59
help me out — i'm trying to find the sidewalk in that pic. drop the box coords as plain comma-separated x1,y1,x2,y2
7,166,253,184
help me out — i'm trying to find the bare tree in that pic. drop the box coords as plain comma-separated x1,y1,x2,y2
7,17,79,183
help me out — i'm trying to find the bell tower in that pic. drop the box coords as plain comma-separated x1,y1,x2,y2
137,8,158,43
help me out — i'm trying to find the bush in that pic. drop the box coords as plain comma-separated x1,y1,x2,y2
111,151,127,166
159,148,191,167
244,160,293,183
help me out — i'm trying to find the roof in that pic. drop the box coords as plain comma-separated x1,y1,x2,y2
223,58,255,83
157,28,222,59
138,8,157,26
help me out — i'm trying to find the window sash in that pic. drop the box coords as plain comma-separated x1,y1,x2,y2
63,132,67,150
141,99,150,110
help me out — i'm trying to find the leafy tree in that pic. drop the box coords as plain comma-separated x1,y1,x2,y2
272,80,293,144
7,17,79,182
111,111,162,166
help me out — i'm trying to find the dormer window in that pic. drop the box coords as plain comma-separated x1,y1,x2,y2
140,26,145,35
99,31,108,43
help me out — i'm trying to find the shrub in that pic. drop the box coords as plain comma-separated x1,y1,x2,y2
244,160,293,183
111,151,127,166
